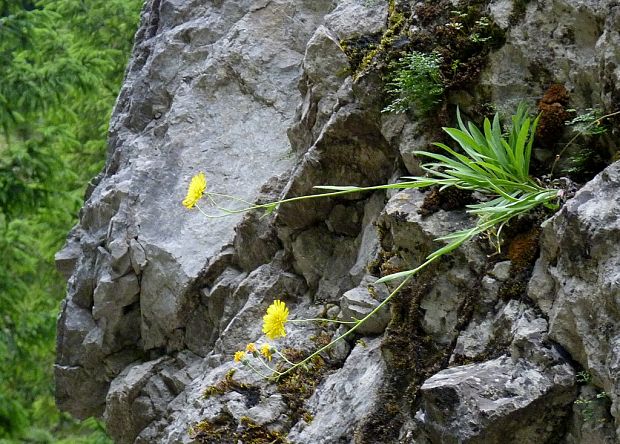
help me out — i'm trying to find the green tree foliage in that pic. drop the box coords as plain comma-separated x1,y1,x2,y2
0,0,142,441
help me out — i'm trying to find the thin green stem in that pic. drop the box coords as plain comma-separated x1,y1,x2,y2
194,204,211,219
245,361,272,379
275,350,296,366
253,355,282,376
272,257,440,380
205,191,255,207
551,110,620,177
205,192,219,208
197,181,425,218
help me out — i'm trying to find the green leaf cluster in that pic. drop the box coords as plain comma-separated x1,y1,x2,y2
565,108,608,136
383,50,444,115
0,0,141,442
316,105,559,283
407,104,558,262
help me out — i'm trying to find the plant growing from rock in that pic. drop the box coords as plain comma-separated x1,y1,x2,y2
565,108,609,136
183,105,561,379
382,50,444,114
575,391,611,424
551,108,620,176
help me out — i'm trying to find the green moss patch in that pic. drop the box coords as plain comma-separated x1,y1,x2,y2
188,414,287,444
202,369,260,408
340,0,506,114
276,350,329,425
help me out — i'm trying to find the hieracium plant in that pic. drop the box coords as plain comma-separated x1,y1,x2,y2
182,104,560,379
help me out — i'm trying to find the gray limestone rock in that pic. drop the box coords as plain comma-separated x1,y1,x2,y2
451,300,552,365
450,316,494,362
489,260,512,282
129,238,147,275
340,277,390,335
92,272,140,322
418,355,576,444
203,266,246,336
55,364,109,419
56,0,336,421
298,24,350,146
291,226,359,302
105,355,200,444
528,161,620,438
55,235,81,280
288,0,387,154
108,238,132,277
482,0,620,116
56,300,96,367
287,337,386,443
381,115,431,176
324,0,387,40
348,191,385,281
283,105,395,304
304,25,349,93
278,104,395,233
478,275,501,312
104,359,166,444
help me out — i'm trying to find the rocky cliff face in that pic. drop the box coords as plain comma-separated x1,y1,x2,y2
55,0,620,443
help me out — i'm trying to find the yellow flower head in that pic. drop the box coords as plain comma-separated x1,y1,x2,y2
262,300,289,340
260,344,273,361
182,172,207,209
246,343,257,353
233,351,246,363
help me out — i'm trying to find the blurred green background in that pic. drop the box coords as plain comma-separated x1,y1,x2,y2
0,0,142,441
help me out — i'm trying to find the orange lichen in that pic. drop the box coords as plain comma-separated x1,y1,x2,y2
507,227,541,269
536,84,570,149
540,84,570,105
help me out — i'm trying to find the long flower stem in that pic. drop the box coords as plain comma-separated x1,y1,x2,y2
254,355,282,376
205,193,220,208
275,350,296,366
194,204,211,219
273,256,440,380
245,362,272,379
205,191,255,207
196,182,426,218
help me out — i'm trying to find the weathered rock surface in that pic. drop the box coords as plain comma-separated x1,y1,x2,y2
56,0,620,442
340,277,390,335
529,161,620,438
377,189,485,346
56,0,337,423
287,337,386,443
418,355,576,444
482,0,620,114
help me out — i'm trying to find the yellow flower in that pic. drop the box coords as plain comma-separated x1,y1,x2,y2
233,351,246,363
260,344,273,361
246,343,257,353
182,172,207,209
262,300,289,340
